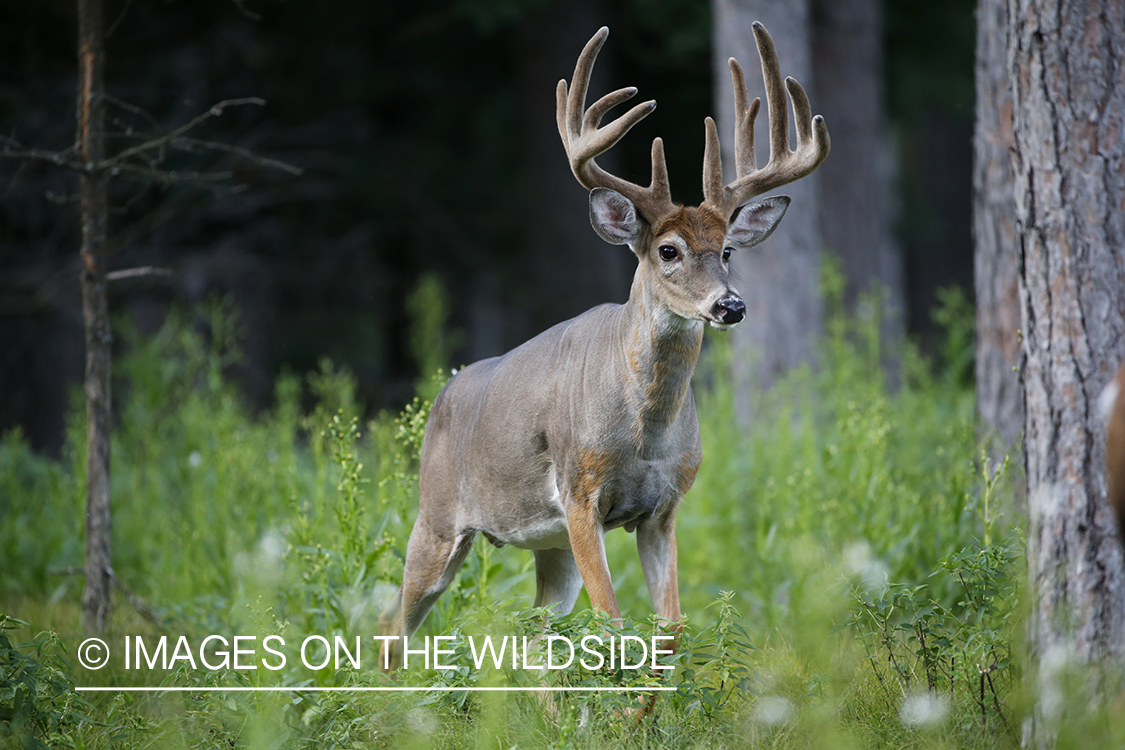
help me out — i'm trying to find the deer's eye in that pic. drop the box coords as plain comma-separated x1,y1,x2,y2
722,247,733,262
658,245,678,261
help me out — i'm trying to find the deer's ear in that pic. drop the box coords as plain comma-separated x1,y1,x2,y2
590,188,643,246
727,195,790,249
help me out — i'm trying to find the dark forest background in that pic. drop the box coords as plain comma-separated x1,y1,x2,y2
0,0,974,454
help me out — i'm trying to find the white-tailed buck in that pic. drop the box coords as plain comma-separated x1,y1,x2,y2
379,23,829,669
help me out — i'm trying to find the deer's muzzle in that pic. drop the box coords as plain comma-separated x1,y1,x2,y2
712,295,746,325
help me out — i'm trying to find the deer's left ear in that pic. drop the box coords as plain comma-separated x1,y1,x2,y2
590,188,643,246
727,195,790,249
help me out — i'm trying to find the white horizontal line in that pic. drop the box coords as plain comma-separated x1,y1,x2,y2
77,686,676,693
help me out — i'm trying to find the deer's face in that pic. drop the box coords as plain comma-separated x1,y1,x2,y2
589,188,790,329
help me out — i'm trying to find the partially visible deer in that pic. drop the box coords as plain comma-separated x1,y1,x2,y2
379,23,829,670
1101,362,1125,538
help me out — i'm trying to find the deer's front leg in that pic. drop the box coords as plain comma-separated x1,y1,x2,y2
566,494,621,619
637,510,682,645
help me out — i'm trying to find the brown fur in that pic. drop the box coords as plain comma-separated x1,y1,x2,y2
652,206,728,252
658,516,681,634
1107,364,1125,538
572,447,617,506
567,501,621,620
675,454,701,498
628,326,704,452
568,451,621,618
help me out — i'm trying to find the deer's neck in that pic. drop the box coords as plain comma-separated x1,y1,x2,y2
622,276,704,451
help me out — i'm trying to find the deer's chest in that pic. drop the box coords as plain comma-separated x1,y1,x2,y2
571,446,699,532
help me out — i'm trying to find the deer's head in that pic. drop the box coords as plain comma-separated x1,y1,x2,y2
557,24,829,330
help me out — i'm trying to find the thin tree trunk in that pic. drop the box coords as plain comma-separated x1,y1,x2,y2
78,0,112,633
714,0,822,409
1011,0,1125,742
973,0,1022,450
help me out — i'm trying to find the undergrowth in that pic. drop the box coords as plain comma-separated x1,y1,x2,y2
0,270,1031,748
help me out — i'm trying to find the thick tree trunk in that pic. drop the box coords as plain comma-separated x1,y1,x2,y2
78,0,112,633
714,0,822,405
1010,0,1125,741
973,0,1022,449
811,0,902,335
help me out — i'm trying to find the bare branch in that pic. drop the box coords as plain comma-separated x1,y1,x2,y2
102,97,266,168
51,565,160,625
108,567,160,625
0,135,85,171
104,93,163,133
106,266,173,282
170,136,302,175
0,159,29,201
111,161,236,188
51,565,163,626
105,0,136,38
5,99,298,185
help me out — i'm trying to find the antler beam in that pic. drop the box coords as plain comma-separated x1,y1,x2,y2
703,22,830,217
556,28,676,224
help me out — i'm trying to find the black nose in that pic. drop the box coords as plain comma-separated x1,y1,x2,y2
714,296,745,325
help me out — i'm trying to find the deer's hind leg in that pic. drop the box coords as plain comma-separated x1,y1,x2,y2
379,519,475,671
533,547,583,614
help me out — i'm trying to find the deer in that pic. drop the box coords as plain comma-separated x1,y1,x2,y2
1101,362,1125,540
379,22,829,671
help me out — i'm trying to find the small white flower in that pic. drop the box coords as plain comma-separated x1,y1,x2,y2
188,450,202,468
753,695,795,725
900,692,949,727
844,541,889,594
406,707,437,736
259,529,286,563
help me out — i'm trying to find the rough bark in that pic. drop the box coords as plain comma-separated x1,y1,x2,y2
714,0,823,404
811,0,902,335
1010,0,1125,740
78,0,113,633
973,0,1023,449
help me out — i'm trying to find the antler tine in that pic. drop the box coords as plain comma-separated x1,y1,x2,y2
558,27,676,223
756,22,790,165
583,86,641,133
702,117,723,204
787,76,814,146
564,27,608,138
704,21,830,217
728,58,761,180
650,137,670,201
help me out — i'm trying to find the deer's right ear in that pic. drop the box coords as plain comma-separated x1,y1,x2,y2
726,195,790,249
589,188,643,246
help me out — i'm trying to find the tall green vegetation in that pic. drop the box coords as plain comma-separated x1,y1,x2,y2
1,274,1031,748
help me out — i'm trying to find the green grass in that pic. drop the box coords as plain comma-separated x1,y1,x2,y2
0,272,1035,749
